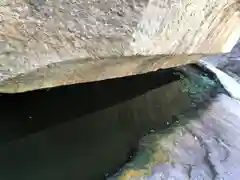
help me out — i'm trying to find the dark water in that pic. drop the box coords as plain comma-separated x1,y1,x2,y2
0,68,181,145
0,67,217,180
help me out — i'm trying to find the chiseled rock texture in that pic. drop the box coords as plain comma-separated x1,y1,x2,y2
0,0,240,92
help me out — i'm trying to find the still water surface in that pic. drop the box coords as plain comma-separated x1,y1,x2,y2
0,67,216,180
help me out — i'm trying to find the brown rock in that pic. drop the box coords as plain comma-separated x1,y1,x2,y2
0,0,240,92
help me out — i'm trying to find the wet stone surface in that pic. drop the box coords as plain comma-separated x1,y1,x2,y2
204,40,240,83
112,42,240,179
113,94,240,180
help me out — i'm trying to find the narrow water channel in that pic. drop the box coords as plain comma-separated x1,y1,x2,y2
0,66,219,180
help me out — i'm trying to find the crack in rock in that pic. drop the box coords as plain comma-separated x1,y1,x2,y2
213,136,230,162
186,127,218,180
184,163,195,180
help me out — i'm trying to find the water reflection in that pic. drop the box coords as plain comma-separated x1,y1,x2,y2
0,68,181,144
0,66,218,180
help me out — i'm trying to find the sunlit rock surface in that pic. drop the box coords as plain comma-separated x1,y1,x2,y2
0,0,240,92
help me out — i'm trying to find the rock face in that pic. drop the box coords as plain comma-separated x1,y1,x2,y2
0,0,240,92
204,40,240,83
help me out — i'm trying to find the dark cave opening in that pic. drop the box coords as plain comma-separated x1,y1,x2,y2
0,68,181,145
0,67,184,180
0,65,221,180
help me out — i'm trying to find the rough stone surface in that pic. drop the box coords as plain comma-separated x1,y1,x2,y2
0,0,240,93
112,90,240,180
202,40,240,100
214,40,240,83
